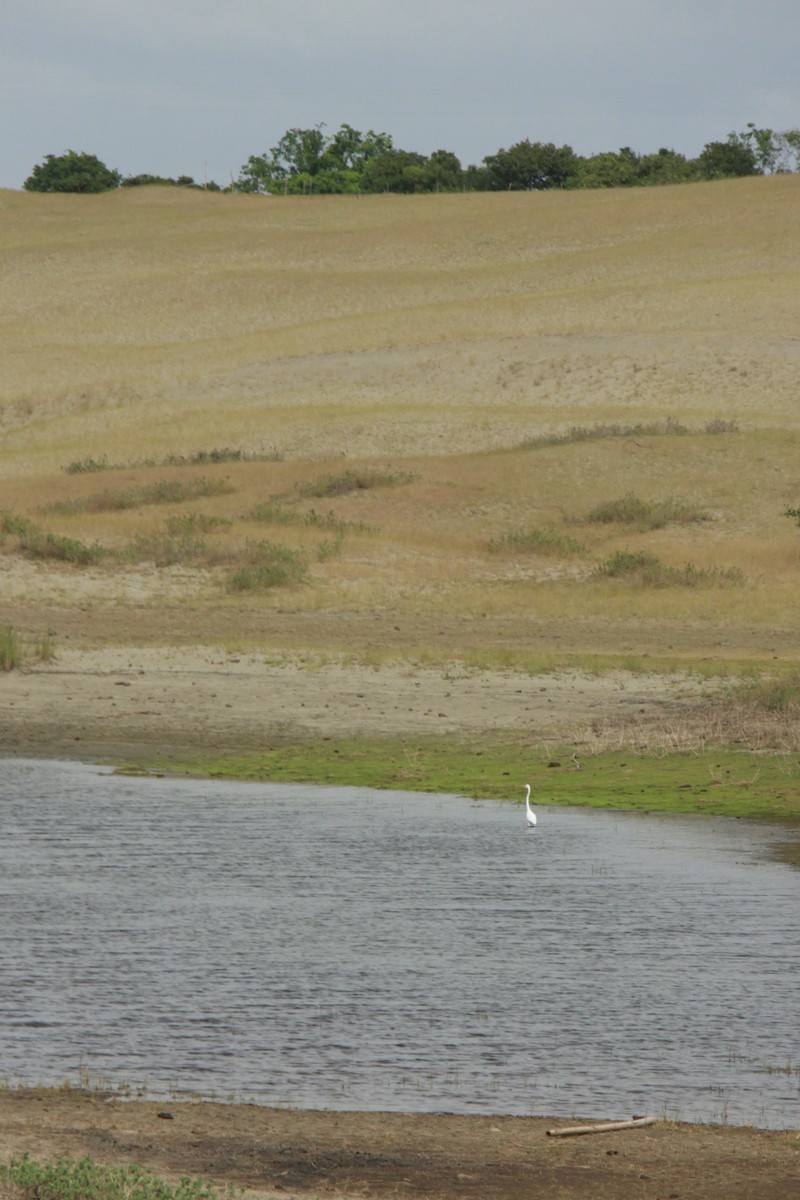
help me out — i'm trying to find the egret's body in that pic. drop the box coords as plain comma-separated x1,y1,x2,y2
524,784,537,827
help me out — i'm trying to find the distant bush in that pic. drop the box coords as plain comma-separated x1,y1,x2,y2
584,493,708,529
46,477,235,515
24,151,121,193
593,550,744,587
228,541,308,591
245,502,364,532
488,526,584,556
1,512,106,565
294,469,416,499
520,418,690,449
63,448,283,473
705,418,739,434
63,456,110,475
737,671,800,714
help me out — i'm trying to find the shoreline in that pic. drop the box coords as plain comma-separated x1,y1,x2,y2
1,1088,798,1200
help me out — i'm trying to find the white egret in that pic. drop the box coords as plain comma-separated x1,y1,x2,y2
524,784,537,827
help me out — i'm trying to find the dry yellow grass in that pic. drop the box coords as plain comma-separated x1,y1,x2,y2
1,177,799,672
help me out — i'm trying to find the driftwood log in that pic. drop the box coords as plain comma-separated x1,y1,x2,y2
546,1115,657,1138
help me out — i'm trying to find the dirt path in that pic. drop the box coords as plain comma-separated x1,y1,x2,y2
1,1090,799,1200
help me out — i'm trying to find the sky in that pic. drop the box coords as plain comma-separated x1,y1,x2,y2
3,0,800,189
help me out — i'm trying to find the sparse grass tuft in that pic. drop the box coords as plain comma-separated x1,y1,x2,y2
245,502,364,531
735,670,800,714
583,493,709,529
0,1154,235,1200
0,625,23,671
519,417,691,450
164,513,232,535
487,526,584,556
704,418,739,434
227,541,308,591
45,477,234,515
64,448,283,473
63,456,110,475
293,469,416,500
592,550,744,587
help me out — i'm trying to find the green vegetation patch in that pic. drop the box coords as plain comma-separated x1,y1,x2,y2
517,418,739,452
592,550,744,587
145,738,800,826
583,493,709,529
227,540,308,591
46,477,235,515
64,448,283,474
245,501,367,532
487,526,584,556
292,468,416,500
1,513,106,565
0,1155,236,1200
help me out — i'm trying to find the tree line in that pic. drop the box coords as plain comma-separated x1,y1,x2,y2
23,122,800,195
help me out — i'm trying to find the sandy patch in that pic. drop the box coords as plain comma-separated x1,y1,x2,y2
0,645,709,763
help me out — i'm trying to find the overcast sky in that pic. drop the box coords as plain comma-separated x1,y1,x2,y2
3,0,799,189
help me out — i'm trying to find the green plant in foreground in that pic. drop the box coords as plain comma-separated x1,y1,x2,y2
0,625,23,671
0,1155,234,1200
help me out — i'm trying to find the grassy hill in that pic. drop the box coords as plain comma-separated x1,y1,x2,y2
1,177,799,679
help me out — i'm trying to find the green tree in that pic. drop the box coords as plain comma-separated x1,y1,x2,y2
576,149,639,188
237,124,393,194
696,139,757,179
24,150,121,193
420,149,464,191
731,123,780,173
483,140,579,190
360,148,428,192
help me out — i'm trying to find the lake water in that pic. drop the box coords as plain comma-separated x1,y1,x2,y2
1,757,799,1128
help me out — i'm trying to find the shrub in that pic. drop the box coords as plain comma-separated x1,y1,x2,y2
520,418,690,449
584,493,708,530
63,456,110,475
46,477,235,515
487,527,584,556
294,469,415,499
593,550,744,587
228,540,307,591
2,513,106,565
736,671,800,714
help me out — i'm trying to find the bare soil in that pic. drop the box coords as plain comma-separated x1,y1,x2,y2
0,633,715,764
1,1089,799,1200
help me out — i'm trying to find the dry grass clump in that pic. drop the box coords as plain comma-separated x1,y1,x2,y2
0,624,56,670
